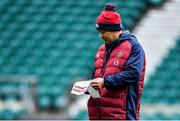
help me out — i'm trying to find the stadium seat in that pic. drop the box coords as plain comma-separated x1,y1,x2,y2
147,0,164,6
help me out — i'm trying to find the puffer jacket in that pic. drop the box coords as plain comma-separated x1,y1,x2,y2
88,31,146,120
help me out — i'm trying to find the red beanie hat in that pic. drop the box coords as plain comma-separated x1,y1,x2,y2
96,3,122,31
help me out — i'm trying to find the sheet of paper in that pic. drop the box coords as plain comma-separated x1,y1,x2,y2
71,81,91,95
71,80,100,98
87,84,100,98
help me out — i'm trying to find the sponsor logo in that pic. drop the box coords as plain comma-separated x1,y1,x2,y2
117,51,123,58
114,60,120,67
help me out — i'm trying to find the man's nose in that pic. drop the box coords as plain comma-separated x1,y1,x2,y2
99,33,103,38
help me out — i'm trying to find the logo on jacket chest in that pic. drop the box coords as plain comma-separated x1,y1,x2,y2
117,51,123,58
112,51,123,68
96,53,100,58
113,60,120,67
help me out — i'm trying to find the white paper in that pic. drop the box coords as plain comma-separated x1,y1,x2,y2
71,81,90,95
87,84,100,98
71,80,100,98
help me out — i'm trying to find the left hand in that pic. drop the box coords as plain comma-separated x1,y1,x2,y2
91,78,104,90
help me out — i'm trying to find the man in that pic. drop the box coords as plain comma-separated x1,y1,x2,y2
87,3,146,120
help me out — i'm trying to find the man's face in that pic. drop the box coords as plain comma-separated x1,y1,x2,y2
98,30,114,44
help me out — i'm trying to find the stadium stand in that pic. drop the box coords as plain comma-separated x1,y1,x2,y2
140,36,180,119
0,0,179,120
133,0,180,119
0,0,102,114
0,77,34,119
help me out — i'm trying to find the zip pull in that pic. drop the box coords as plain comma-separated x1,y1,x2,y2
101,50,107,75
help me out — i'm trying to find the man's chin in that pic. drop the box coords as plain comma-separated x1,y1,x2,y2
102,39,109,44
105,42,111,45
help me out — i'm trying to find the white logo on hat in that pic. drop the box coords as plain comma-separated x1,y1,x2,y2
96,24,99,28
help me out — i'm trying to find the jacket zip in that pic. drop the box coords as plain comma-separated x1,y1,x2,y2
98,45,111,119
98,98,101,119
98,43,118,119
101,46,111,75
101,50,107,75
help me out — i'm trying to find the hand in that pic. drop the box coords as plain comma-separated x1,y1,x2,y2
91,78,104,90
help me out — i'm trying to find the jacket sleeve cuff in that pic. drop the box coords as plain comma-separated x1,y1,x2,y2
104,76,113,89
